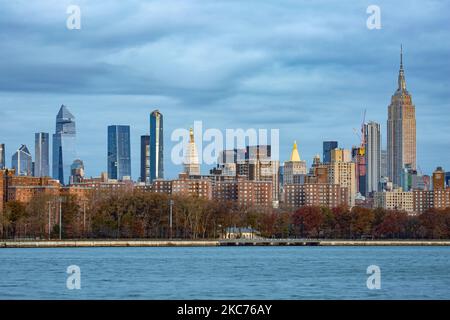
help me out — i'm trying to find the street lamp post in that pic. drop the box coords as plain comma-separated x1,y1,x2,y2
47,201,51,240
169,199,174,239
59,197,63,240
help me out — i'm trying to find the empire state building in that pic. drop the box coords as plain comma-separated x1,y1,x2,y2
387,46,416,187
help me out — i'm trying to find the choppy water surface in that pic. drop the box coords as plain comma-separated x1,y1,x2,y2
0,246,449,299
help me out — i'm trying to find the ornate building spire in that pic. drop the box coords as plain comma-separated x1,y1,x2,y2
398,44,407,92
290,140,301,162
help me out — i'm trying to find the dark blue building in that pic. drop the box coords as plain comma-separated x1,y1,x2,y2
107,125,131,180
323,141,338,163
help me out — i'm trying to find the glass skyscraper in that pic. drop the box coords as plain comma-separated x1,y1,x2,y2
150,110,163,182
365,121,381,194
35,132,50,177
53,105,77,185
107,125,131,181
323,141,338,163
12,144,33,176
0,144,5,169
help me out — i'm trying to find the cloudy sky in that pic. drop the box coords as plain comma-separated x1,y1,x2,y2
0,0,449,179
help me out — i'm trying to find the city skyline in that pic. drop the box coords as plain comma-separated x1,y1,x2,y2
0,1,449,179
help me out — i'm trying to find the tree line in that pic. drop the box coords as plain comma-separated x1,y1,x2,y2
1,190,449,239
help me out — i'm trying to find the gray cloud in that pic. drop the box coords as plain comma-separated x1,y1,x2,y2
0,0,449,178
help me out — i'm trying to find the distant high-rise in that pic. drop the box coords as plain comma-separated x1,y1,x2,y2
432,167,445,190
53,105,77,185
365,121,381,194
0,144,5,169
35,132,50,177
150,110,164,182
140,135,150,183
184,128,200,175
380,150,388,178
12,144,33,176
107,125,131,181
387,46,416,187
323,141,338,164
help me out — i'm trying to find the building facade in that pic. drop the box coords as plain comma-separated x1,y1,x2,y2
365,121,381,194
140,135,150,184
374,189,414,213
107,125,131,181
284,183,348,209
387,47,416,187
150,110,164,182
53,105,77,185
35,132,50,177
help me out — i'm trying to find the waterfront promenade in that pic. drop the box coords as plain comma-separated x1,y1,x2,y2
1,239,450,248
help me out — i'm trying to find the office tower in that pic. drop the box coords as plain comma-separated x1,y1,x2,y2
380,150,388,178
445,172,450,188
184,128,200,175
284,141,307,185
387,46,416,187
433,167,445,190
0,144,5,169
323,141,338,164
53,105,77,185
34,132,50,177
70,159,85,184
150,110,164,182
140,135,150,183
12,144,33,176
328,149,356,206
365,121,381,194
107,125,131,181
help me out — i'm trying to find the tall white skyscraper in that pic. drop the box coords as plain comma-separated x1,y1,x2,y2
365,121,381,194
35,132,50,177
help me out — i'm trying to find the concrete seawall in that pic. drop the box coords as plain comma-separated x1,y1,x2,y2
1,239,450,248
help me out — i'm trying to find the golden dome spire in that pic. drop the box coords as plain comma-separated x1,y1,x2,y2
189,127,194,143
290,140,301,162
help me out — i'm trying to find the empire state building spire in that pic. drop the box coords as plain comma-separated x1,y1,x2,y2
397,45,407,92
387,45,416,187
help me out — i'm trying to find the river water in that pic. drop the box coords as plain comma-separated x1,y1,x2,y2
0,246,449,299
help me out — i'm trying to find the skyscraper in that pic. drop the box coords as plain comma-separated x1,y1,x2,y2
184,128,200,175
140,135,150,183
12,144,33,176
0,144,5,169
150,110,164,182
387,46,416,187
53,105,77,185
365,121,381,194
107,125,131,181
380,150,388,178
284,141,307,184
323,141,338,164
35,132,50,177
